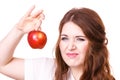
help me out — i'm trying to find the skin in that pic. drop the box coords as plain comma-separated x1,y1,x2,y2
0,5,44,80
0,6,90,80
59,21,89,80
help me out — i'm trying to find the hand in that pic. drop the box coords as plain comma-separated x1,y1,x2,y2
16,5,45,33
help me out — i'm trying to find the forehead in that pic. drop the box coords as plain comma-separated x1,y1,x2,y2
61,22,85,36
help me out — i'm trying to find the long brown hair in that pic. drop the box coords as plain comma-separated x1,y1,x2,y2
55,8,115,80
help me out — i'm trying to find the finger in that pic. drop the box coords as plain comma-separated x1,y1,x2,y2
35,20,42,30
24,5,35,17
38,13,45,21
31,10,43,18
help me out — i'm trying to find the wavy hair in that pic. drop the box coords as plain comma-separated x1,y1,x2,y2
55,8,115,80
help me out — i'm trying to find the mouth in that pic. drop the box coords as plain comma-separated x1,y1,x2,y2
66,53,79,58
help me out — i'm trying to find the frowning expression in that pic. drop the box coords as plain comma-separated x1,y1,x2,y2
59,21,89,68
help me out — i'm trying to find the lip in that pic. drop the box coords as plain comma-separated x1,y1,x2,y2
66,53,79,58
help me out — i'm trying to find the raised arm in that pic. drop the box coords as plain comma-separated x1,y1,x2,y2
0,5,44,80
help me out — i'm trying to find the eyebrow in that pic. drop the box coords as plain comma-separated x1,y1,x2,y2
60,34,86,38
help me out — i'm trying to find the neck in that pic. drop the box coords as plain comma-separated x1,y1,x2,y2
70,66,83,80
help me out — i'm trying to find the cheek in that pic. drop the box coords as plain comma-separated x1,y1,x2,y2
59,41,68,59
59,42,66,52
77,44,89,64
79,43,89,54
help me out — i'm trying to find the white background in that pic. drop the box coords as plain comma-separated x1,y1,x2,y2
0,0,120,80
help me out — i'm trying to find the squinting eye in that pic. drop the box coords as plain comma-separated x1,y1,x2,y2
77,38,85,41
61,37,68,41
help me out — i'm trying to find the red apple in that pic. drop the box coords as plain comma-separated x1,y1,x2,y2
27,30,47,49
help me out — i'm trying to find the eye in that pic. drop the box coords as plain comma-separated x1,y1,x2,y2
61,37,68,41
76,37,85,41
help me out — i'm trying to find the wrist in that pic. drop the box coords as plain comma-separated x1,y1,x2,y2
14,24,25,35
13,25,25,36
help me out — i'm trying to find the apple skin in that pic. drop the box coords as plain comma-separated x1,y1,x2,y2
27,30,47,49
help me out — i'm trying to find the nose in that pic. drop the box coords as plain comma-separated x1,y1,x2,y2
68,40,76,50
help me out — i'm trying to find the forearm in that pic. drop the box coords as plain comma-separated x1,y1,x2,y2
0,6,43,79
0,25,24,66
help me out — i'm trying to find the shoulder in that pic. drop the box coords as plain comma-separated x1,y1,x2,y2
25,57,56,80
25,57,55,66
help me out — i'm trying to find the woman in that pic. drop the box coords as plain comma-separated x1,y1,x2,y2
55,7,115,80
0,5,115,80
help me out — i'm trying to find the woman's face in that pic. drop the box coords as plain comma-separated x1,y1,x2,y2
59,21,89,68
